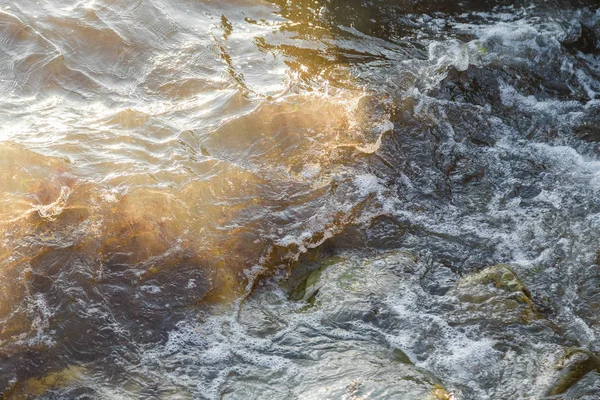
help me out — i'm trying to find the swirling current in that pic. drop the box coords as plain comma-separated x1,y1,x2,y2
1,0,600,399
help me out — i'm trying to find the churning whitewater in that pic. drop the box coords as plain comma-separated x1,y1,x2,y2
0,0,599,399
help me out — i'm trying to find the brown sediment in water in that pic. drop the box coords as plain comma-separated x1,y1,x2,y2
0,81,388,392
0,142,243,343
2,365,85,400
0,2,386,385
0,143,265,394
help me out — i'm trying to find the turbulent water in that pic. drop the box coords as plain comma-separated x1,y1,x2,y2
1,0,600,398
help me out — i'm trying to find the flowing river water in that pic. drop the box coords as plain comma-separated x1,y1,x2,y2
1,0,600,399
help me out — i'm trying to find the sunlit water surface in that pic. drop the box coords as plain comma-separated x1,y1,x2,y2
1,0,600,399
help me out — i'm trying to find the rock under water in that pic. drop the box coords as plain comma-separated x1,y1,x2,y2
0,0,600,398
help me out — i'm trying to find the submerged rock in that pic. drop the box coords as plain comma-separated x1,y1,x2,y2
275,349,447,400
447,264,538,326
576,265,600,327
3,365,86,400
279,255,571,399
544,348,600,397
453,264,531,300
226,251,456,399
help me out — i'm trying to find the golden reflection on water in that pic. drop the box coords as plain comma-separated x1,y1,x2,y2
0,0,394,394
0,90,377,300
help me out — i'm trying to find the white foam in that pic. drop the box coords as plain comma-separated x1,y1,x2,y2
140,285,161,294
353,173,383,197
301,163,321,179
499,82,581,113
429,39,470,72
